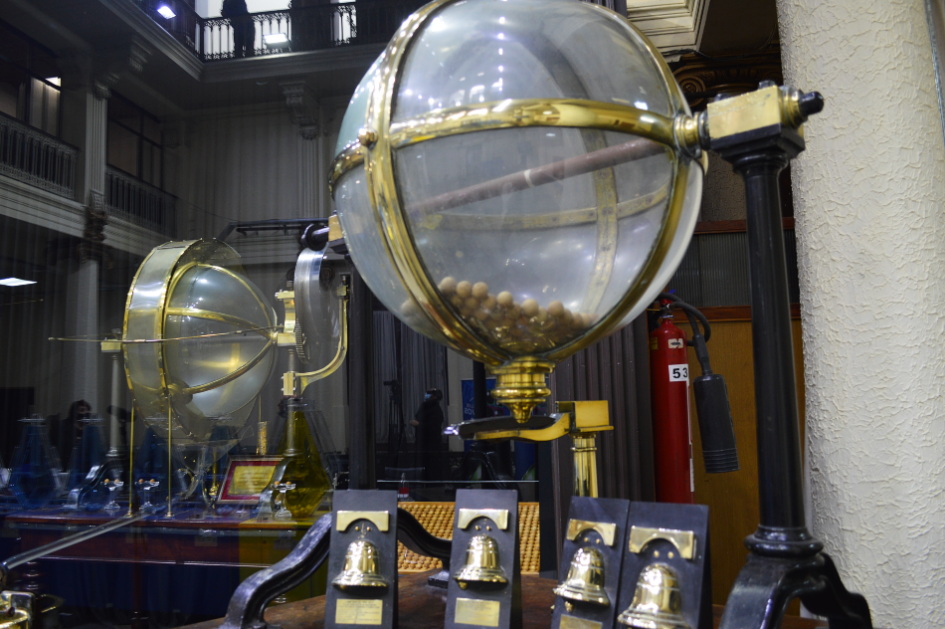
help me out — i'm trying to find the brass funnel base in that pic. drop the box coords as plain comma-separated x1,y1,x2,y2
491,359,553,422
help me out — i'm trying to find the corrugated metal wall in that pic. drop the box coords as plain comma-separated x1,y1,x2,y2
669,229,800,307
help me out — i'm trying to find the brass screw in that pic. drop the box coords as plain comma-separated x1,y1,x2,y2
358,128,378,147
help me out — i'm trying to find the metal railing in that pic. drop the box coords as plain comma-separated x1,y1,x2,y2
105,167,177,236
132,0,427,61
0,112,77,199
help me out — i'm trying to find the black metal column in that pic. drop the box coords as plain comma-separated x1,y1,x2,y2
736,144,820,556
713,91,872,629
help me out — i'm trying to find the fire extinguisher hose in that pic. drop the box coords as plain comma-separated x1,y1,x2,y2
657,292,740,474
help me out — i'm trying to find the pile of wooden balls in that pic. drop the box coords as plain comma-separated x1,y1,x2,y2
432,277,596,352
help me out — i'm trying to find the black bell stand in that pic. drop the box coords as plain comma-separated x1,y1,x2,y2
712,106,872,628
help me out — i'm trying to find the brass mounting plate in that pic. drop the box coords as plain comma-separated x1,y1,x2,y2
457,508,509,531
628,526,695,560
566,519,617,547
336,510,390,533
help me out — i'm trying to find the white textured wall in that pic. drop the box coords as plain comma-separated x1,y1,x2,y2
777,1,945,625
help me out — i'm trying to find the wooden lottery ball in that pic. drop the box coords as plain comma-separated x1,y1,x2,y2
536,307,548,323
401,299,420,318
465,297,479,309
548,300,565,318
472,282,489,299
522,298,539,317
439,276,458,295
456,281,472,298
497,291,514,308
450,295,464,308
475,309,490,321
482,295,497,310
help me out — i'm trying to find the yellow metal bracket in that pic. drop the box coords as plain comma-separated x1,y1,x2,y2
282,281,349,396
275,289,297,347
472,400,612,442
472,400,612,498
706,84,806,140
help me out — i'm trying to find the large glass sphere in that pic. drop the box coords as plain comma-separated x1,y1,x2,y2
331,0,704,419
124,240,276,443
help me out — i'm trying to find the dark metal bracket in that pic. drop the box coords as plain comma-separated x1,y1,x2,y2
218,508,453,629
220,515,333,629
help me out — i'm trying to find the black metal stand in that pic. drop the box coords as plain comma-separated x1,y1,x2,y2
713,108,872,629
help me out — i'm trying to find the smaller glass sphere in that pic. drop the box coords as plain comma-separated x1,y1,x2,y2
124,240,276,443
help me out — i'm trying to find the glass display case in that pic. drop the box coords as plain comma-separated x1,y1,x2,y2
0,0,716,627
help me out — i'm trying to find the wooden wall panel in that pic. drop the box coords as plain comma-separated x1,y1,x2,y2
675,318,806,606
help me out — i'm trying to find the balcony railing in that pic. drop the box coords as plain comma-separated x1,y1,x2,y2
132,0,428,61
105,167,177,236
0,112,77,199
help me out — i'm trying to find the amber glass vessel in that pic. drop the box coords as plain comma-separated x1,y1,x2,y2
272,408,331,519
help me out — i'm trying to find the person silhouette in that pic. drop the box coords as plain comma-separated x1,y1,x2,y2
222,0,255,58
410,388,445,481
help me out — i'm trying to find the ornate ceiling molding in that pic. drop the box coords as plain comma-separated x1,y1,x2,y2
281,80,320,140
672,47,782,110
60,36,155,100
626,0,712,52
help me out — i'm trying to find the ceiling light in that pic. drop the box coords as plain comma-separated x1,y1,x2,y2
263,33,290,48
0,278,36,287
157,5,176,19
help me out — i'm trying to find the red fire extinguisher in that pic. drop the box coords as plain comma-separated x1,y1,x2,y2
650,298,694,504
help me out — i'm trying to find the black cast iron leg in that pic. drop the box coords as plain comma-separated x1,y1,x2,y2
219,514,333,629
800,554,872,629
720,553,871,629
396,507,452,588
711,89,871,629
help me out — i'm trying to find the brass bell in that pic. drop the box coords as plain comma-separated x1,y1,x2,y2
553,547,610,607
617,563,690,629
332,540,388,591
454,535,508,589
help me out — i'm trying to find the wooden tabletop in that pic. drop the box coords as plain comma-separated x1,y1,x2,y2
182,571,826,629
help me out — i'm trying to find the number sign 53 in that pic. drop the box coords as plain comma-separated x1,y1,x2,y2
669,364,689,382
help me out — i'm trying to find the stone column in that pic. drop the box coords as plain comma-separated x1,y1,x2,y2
59,62,109,414
777,2,945,625
58,40,152,417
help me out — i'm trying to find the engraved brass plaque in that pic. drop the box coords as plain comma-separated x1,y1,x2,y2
455,598,501,627
457,509,509,531
335,599,383,625
336,511,390,533
560,615,602,629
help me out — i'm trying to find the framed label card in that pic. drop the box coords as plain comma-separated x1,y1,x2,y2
445,489,520,629
615,502,711,629
218,456,282,503
325,490,399,629
551,497,631,629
